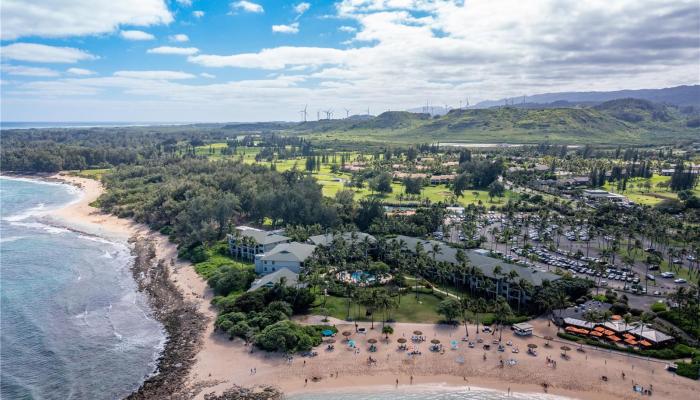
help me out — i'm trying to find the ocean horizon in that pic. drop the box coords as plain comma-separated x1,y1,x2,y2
0,121,196,130
0,176,165,399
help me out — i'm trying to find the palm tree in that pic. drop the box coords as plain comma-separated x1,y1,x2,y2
473,297,487,337
493,297,513,342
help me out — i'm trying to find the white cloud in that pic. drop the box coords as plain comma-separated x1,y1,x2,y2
113,70,196,80
120,30,155,40
147,46,199,55
272,23,300,34
230,1,263,14
294,2,310,16
176,0,192,6
1,43,96,63
1,0,173,40
3,0,699,123
200,72,216,79
189,46,351,69
338,26,356,33
67,67,96,75
2,64,60,77
169,34,190,42
193,10,205,18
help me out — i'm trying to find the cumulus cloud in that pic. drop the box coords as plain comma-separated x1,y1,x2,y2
175,0,192,6
120,30,155,40
3,0,699,122
169,34,190,42
193,10,205,18
272,23,300,34
113,70,196,80
294,2,310,16
2,64,60,77
1,43,96,63
147,46,199,55
0,0,172,40
200,72,216,78
189,46,351,69
67,67,96,75
230,1,263,14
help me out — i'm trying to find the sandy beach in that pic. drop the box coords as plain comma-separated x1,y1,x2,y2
45,173,700,400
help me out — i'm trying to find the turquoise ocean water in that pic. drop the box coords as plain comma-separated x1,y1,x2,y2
0,177,165,399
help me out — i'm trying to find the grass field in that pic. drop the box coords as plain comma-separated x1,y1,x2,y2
313,292,446,323
603,175,680,206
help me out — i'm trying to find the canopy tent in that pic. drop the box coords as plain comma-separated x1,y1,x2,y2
322,329,334,337
590,331,603,337
607,335,621,342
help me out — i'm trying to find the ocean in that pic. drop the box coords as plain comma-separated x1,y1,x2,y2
0,177,165,399
287,386,568,400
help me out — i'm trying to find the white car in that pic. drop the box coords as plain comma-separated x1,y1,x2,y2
674,278,687,284
660,272,674,278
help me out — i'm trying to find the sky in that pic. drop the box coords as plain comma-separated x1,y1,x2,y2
1,0,699,122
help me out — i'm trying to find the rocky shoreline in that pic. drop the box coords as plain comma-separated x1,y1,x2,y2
125,236,209,399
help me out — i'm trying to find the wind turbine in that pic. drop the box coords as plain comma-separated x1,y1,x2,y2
317,110,321,121
344,108,351,118
299,104,308,122
324,109,333,120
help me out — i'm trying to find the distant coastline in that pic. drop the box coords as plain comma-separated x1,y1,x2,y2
0,121,198,130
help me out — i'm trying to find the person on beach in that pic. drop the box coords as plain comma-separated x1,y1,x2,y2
396,378,399,387
410,375,413,384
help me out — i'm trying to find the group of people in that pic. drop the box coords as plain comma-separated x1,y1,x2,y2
545,356,557,368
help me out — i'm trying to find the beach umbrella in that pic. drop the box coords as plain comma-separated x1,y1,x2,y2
348,339,356,347
431,339,441,344
368,338,378,344
398,338,407,344
326,338,336,343
342,331,352,337
560,346,571,355
322,329,334,337
528,344,538,349
413,330,423,335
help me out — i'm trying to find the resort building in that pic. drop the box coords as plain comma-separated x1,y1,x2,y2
227,226,290,261
562,317,674,348
254,242,317,275
388,235,561,305
248,268,303,292
582,189,627,203
307,232,376,248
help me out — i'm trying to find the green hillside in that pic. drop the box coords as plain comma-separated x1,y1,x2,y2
291,99,699,145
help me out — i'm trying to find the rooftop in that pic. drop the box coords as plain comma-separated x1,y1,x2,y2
248,268,301,291
234,226,290,245
307,232,376,247
389,235,560,286
259,242,317,263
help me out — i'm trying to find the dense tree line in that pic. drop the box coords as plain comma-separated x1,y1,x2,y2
98,159,342,252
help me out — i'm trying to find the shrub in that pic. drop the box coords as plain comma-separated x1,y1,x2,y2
254,320,322,353
650,302,667,313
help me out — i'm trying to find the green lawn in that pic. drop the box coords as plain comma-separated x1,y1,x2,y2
313,292,446,323
603,175,679,206
194,245,254,278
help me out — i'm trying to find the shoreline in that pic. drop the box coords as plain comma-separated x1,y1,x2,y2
6,173,698,400
3,173,212,399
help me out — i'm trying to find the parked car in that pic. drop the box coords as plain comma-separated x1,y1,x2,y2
674,278,687,284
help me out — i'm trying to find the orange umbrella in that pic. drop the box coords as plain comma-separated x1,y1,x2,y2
639,340,652,347
624,338,638,345
594,326,605,332
590,331,603,337
607,335,621,342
